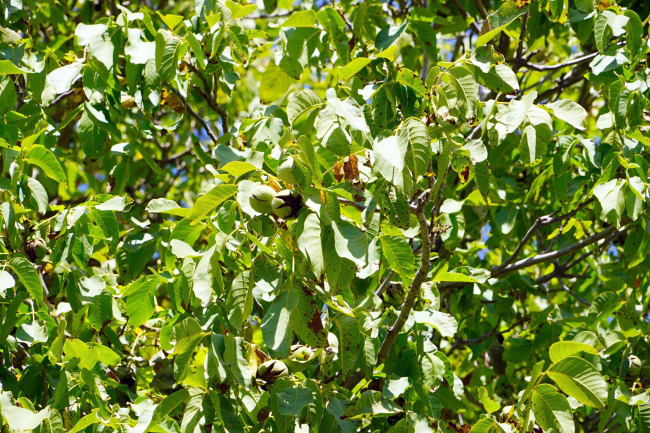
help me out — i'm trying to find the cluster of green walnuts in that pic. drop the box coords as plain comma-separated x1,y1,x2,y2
249,157,304,220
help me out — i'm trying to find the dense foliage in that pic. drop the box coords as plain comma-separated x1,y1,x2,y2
1,0,650,431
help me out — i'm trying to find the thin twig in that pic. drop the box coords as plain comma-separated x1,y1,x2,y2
170,87,220,144
46,88,75,109
557,277,591,306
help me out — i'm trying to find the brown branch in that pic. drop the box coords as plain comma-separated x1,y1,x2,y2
343,211,431,390
170,87,220,144
440,225,626,293
46,88,75,109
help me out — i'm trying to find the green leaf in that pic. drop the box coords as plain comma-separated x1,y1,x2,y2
277,387,313,416
158,37,185,82
477,1,528,47
25,146,66,183
188,184,238,224
3,407,51,432
410,21,437,61
411,310,458,337
469,418,508,433
126,276,158,327
172,318,206,382
297,212,325,277
594,13,612,53
287,89,324,124
547,99,588,130
338,58,372,82
323,226,357,293
145,198,190,217
505,90,537,133
639,402,650,433
398,117,431,179
624,10,643,54
546,356,608,408
77,112,108,159
549,341,600,363
0,77,17,114
478,387,501,413
226,270,254,330
0,60,31,75
281,10,317,27
260,61,295,103
186,32,206,70
223,334,252,388
261,290,298,356
291,285,328,348
445,66,479,118
344,390,401,419
335,315,360,380
7,258,44,307
531,384,575,433
624,223,647,268
379,235,415,279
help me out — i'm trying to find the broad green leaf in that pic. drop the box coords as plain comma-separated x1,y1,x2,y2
260,62,295,103
335,315,360,380
412,310,458,337
338,58,372,82
297,212,325,277
469,417,508,433
546,357,608,408
7,258,44,307
126,276,158,327
261,290,298,356
226,270,254,329
281,10,317,27
549,341,599,363
547,99,588,130
25,146,66,183
531,384,575,433
477,1,528,47
445,66,478,118
478,387,500,413
173,318,206,382
344,390,401,419
277,387,313,416
0,77,17,114
224,334,252,388
188,184,238,224
398,117,431,179
287,89,324,124
379,235,415,279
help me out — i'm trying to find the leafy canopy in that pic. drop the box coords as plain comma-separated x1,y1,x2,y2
1,0,650,432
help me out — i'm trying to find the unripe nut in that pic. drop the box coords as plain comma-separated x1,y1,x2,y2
249,185,277,214
627,355,642,377
257,360,289,383
277,157,304,185
272,190,303,220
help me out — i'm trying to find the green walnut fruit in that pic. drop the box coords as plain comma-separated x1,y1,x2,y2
256,360,289,383
25,238,48,263
34,238,48,259
272,190,303,219
627,355,642,377
283,345,315,373
385,284,404,306
277,157,304,185
249,185,277,214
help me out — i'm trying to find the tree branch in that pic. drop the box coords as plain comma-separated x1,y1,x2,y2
170,87,220,144
343,211,431,390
